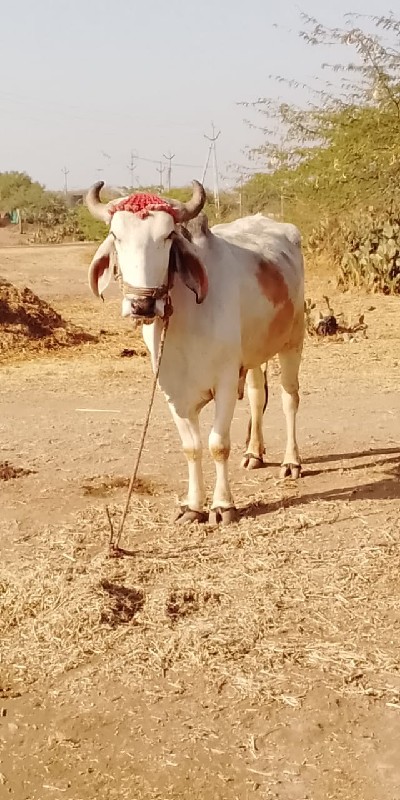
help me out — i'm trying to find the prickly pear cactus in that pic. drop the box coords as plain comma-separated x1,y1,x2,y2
308,205,400,294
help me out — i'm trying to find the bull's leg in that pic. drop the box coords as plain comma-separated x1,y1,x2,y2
168,405,206,524
208,372,238,525
278,349,302,479
241,364,268,470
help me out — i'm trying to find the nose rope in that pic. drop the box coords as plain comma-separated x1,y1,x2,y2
113,251,174,319
106,301,171,556
105,205,176,544
105,254,174,554
123,283,169,300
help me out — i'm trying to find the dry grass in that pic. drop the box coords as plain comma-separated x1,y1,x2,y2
81,475,161,497
2,482,400,706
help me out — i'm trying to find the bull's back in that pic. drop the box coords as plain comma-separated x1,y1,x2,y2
211,215,304,366
211,214,303,299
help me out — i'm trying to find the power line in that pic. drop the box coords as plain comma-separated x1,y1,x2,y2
0,90,203,133
173,161,202,168
228,162,269,174
134,153,201,168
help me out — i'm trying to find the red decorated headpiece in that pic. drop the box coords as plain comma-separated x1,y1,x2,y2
109,192,179,221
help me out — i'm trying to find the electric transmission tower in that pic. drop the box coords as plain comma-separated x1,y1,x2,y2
202,123,221,214
127,150,137,188
156,161,165,192
61,166,69,195
162,152,175,191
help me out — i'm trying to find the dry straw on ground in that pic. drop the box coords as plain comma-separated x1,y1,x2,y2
1,476,400,706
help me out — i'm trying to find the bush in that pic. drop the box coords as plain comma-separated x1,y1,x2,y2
308,205,400,294
73,206,108,242
0,172,69,225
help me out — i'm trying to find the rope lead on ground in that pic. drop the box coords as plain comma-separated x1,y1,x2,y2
106,307,171,557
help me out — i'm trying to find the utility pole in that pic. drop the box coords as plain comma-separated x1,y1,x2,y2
203,122,221,215
202,143,212,184
61,166,69,195
99,151,111,183
238,173,244,217
127,150,137,189
278,136,285,220
162,151,175,192
156,161,165,193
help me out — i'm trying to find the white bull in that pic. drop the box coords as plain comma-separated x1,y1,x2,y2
86,181,305,524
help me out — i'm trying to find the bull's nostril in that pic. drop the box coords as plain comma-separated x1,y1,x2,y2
130,297,156,318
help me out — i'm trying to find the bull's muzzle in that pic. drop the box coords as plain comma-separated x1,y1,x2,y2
121,283,170,322
122,293,168,323
130,296,156,320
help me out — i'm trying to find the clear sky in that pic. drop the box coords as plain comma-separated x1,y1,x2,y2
0,0,390,191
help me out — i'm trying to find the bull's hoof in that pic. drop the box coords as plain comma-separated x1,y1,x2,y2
209,506,239,525
241,453,264,470
280,463,302,480
175,506,207,525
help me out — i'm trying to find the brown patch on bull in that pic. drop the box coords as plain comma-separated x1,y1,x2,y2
281,308,305,352
257,260,294,340
183,447,201,462
210,445,230,462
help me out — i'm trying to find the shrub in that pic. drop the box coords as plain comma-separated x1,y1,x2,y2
308,205,400,294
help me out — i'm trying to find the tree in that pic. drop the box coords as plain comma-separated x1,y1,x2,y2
240,13,400,229
0,172,69,224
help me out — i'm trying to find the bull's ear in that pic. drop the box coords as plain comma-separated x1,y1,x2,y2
171,234,208,304
88,235,116,299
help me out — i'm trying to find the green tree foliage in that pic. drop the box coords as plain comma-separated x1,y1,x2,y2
0,171,69,224
243,13,400,189
73,206,108,242
240,13,400,291
165,187,242,226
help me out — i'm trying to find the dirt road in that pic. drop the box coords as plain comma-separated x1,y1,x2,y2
1,244,399,799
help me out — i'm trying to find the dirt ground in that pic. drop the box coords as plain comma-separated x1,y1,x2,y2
0,242,399,800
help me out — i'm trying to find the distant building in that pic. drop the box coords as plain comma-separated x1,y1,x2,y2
65,193,84,208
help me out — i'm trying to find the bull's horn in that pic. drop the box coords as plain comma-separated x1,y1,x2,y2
85,181,111,224
167,180,206,222
181,180,206,221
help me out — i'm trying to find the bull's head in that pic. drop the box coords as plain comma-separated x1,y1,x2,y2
86,180,208,321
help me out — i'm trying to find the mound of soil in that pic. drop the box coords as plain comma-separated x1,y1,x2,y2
0,277,97,357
